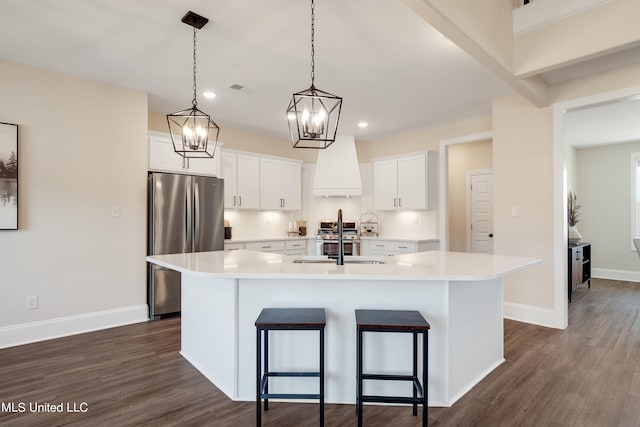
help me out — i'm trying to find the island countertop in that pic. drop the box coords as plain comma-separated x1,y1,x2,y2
146,249,540,281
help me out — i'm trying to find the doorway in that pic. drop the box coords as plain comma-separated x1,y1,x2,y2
442,136,493,252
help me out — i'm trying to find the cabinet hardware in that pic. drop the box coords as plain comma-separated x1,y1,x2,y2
262,246,271,249
399,246,408,249
233,196,237,206
394,198,397,208
398,198,402,207
239,196,242,206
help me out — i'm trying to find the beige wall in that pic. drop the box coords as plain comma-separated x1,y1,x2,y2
447,140,492,252
576,141,640,273
0,59,148,333
493,93,555,309
357,115,491,161
148,111,317,163
515,0,640,77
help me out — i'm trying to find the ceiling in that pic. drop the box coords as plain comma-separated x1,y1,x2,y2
2,0,640,146
0,0,516,141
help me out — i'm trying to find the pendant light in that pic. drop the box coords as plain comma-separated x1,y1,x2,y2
286,0,342,149
167,11,219,159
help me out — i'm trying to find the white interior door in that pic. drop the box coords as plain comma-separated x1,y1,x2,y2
468,171,493,253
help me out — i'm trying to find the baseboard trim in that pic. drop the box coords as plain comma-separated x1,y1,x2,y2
0,305,149,349
592,268,640,282
504,302,556,328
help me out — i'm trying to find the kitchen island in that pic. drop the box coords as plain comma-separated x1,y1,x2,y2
146,250,539,407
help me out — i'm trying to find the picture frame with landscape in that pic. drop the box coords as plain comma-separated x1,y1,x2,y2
0,122,18,230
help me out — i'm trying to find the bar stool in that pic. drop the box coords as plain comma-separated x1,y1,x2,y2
355,309,430,427
255,308,326,426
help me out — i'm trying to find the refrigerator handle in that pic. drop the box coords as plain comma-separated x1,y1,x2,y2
194,182,200,250
186,180,192,253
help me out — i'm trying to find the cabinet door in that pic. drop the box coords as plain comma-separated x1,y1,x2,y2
186,153,221,177
220,152,237,208
149,134,184,173
571,247,583,290
259,158,283,210
374,159,398,211
236,154,260,209
398,154,426,210
260,158,301,210
280,160,302,211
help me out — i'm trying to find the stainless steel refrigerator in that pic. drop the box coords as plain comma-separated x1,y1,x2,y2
147,172,224,319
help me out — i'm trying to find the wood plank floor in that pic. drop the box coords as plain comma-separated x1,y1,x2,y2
2,278,640,426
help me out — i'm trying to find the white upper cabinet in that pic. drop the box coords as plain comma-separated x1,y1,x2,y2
220,150,259,210
260,158,302,211
373,152,436,211
148,131,221,177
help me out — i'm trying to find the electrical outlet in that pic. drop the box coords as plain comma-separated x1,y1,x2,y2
26,296,38,310
111,206,121,218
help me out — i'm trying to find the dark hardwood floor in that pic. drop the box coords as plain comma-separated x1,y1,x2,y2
2,278,640,426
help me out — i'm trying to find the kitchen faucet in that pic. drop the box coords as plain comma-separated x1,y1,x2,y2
336,209,344,265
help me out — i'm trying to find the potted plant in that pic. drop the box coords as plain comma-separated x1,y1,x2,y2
568,191,582,244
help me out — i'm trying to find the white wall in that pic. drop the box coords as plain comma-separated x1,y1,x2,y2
0,59,148,347
576,141,640,276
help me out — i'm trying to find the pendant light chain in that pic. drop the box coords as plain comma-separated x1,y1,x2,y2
192,26,198,108
310,0,315,88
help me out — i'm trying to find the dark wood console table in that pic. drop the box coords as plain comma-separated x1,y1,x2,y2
568,243,591,303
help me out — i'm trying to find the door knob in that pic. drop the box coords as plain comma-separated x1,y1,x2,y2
489,233,494,238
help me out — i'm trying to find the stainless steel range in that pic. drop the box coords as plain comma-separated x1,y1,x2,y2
316,219,359,257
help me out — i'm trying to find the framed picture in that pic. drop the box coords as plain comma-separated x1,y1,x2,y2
0,122,18,230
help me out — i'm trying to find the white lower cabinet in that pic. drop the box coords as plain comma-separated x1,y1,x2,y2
361,239,438,256
285,240,307,255
225,239,308,255
245,240,286,254
224,242,245,251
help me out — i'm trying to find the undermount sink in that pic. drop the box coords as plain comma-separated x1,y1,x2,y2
292,256,385,265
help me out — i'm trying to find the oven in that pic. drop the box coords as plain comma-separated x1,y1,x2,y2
315,220,360,257
317,239,359,257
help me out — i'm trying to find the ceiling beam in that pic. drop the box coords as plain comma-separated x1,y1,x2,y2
401,0,549,108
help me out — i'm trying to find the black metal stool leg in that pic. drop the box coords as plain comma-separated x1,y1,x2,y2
320,327,325,427
264,329,269,411
413,331,418,416
423,331,428,427
256,327,262,426
357,327,363,427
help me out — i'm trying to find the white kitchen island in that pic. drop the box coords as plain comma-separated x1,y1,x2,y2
146,250,539,407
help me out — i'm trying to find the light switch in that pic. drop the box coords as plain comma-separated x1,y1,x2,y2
111,206,121,218
512,207,519,217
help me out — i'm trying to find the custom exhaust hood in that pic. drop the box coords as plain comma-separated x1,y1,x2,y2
312,135,362,197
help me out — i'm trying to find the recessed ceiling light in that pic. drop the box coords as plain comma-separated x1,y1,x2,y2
202,91,216,99
229,83,244,91
358,122,368,128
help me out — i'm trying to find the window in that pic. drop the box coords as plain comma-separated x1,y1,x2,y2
631,152,640,250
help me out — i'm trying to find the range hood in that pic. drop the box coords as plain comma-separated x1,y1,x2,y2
313,135,362,197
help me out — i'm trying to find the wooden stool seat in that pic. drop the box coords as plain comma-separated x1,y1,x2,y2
256,308,326,426
355,309,430,427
